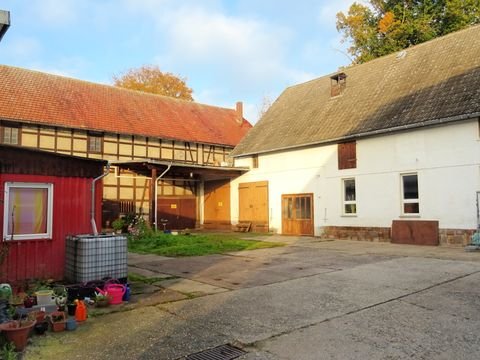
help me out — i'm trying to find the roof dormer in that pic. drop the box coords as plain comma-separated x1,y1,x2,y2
330,72,347,97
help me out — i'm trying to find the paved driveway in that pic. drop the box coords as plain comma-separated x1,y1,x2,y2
27,237,480,359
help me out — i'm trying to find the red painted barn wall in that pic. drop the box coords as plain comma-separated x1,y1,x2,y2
0,173,103,283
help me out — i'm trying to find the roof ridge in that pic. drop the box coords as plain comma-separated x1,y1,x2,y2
0,64,237,113
285,23,480,91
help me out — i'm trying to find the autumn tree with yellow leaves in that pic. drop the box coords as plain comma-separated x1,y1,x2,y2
337,0,480,64
113,65,193,101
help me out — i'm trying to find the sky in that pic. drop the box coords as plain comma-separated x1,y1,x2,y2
0,0,355,123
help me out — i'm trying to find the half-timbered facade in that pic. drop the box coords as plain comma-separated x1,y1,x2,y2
0,65,251,229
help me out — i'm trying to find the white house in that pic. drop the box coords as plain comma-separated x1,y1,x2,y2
230,25,480,246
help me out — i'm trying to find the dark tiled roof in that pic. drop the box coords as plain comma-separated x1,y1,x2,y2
232,25,480,157
0,66,251,147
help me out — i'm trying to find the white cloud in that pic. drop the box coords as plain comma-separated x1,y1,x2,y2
317,0,356,28
31,0,80,26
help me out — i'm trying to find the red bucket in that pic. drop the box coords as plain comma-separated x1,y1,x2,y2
104,284,126,305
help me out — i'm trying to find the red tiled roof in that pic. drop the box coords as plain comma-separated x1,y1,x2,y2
0,65,251,146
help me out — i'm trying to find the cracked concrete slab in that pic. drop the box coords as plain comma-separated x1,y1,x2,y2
254,299,480,360
25,239,480,360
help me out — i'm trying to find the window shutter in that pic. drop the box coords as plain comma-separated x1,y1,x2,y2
338,141,356,170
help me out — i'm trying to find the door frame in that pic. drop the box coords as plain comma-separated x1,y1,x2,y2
281,193,314,236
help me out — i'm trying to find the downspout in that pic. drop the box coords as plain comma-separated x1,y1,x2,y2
91,163,111,236
154,163,172,231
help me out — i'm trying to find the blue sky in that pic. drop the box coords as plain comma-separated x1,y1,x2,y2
0,0,354,123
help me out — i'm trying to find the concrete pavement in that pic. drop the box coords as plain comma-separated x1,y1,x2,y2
25,237,480,359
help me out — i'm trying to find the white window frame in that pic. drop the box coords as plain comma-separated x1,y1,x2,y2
342,178,357,216
3,182,54,241
2,126,19,145
401,173,420,216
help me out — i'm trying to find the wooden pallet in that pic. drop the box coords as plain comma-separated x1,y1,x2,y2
235,222,251,232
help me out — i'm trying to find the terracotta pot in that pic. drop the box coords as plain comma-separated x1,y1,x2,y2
0,320,36,351
49,311,66,332
35,310,46,322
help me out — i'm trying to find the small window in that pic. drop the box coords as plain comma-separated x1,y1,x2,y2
252,154,258,168
88,134,103,153
3,182,54,241
1,125,20,145
343,178,356,215
401,174,419,215
338,141,356,169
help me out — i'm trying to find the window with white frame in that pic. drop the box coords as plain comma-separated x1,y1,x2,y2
87,133,103,153
1,126,19,145
401,173,419,215
3,183,53,241
342,178,356,215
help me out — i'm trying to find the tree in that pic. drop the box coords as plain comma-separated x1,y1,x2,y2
113,65,194,101
257,95,274,120
337,0,480,64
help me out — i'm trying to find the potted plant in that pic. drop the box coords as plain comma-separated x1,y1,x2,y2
49,311,66,332
112,218,125,234
94,294,111,308
0,319,36,351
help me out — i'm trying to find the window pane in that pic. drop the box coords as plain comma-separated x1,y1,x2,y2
344,179,356,201
295,197,301,219
305,197,311,219
7,187,48,235
287,198,293,219
345,204,356,214
404,202,419,214
89,135,102,152
403,175,418,199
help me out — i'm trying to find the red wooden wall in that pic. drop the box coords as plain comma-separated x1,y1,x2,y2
0,173,103,283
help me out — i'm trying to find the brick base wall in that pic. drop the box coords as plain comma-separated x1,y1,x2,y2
439,229,476,246
321,226,391,242
321,226,476,247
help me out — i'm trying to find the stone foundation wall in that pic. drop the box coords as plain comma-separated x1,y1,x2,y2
322,226,476,247
321,226,391,242
439,229,476,246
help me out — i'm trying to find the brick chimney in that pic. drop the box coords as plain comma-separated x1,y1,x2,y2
235,101,243,124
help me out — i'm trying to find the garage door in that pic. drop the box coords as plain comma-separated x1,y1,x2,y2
204,179,231,229
282,193,314,236
157,197,196,230
239,181,268,232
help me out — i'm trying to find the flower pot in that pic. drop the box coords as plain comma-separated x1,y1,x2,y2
49,311,66,332
95,297,111,308
0,320,36,351
35,310,46,322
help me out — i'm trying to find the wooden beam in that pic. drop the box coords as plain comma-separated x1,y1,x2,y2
149,167,157,226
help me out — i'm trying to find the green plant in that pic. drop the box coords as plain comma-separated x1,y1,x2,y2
1,342,17,360
112,218,126,232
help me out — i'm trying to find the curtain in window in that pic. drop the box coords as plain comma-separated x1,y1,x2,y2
7,187,48,235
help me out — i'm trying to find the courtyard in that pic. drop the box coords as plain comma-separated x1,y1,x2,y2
26,235,480,359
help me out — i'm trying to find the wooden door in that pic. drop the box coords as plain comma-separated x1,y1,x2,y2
238,181,268,232
204,180,231,229
282,193,314,236
157,197,196,230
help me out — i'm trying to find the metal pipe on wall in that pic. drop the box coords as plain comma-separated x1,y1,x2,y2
91,163,111,235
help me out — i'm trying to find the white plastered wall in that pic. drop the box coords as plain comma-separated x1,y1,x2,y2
231,119,480,235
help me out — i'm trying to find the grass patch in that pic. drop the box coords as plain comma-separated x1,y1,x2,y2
128,233,284,257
